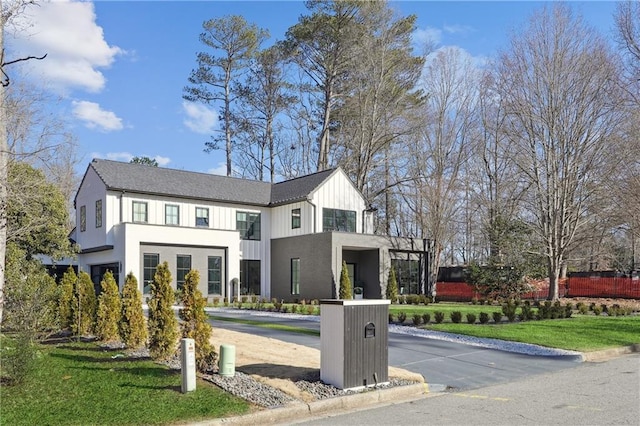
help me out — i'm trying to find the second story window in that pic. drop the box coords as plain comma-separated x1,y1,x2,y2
80,205,86,232
236,211,261,240
323,208,356,232
291,208,301,229
133,201,148,223
165,204,179,225
196,207,209,227
95,199,103,228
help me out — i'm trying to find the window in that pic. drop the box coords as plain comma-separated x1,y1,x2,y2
133,201,148,223
240,260,261,295
95,199,103,228
143,253,159,294
196,207,209,227
165,204,179,225
80,205,86,232
291,258,300,295
236,211,261,240
176,255,191,291
322,208,356,232
207,256,222,295
291,208,301,229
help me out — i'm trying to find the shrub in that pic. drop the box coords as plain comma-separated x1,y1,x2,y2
281,305,290,313
147,262,178,360
502,300,518,322
564,303,573,318
306,305,315,315
577,303,589,315
450,311,463,323
72,271,97,336
492,312,503,323
274,300,283,311
339,261,353,299
397,312,407,324
434,311,445,324
1,334,36,386
422,313,431,324
386,267,398,303
593,305,603,316
58,267,76,331
600,304,609,315
388,313,395,323
291,304,299,314
419,294,430,305
471,297,479,305
179,270,217,373
120,273,147,348
520,301,534,321
479,312,490,324
466,313,477,324
96,271,121,342
412,314,422,326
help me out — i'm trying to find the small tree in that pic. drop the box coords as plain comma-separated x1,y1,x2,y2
95,271,121,342
72,271,96,336
57,267,76,331
339,261,352,299
179,270,217,372
147,262,178,360
120,272,147,348
386,267,398,303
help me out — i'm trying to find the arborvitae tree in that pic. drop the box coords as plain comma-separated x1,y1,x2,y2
95,271,121,342
339,261,352,299
71,271,96,336
386,267,398,303
147,261,178,360
179,270,217,372
120,272,147,349
58,267,76,330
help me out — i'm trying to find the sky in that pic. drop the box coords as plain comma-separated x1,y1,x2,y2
5,0,620,177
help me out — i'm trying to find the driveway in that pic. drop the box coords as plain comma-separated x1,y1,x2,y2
207,308,582,391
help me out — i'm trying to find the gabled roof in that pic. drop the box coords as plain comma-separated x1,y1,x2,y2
80,159,341,207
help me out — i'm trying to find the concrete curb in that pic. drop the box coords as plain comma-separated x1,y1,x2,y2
189,383,432,425
581,344,640,362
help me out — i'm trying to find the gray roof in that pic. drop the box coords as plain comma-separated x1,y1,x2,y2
84,159,337,206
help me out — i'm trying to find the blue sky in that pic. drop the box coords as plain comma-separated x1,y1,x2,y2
6,1,619,177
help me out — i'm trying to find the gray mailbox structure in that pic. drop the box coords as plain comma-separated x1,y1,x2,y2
320,299,391,390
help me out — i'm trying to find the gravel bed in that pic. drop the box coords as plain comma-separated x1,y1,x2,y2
204,372,297,408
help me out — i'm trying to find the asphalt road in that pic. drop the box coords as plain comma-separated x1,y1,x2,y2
297,354,640,425
207,309,581,391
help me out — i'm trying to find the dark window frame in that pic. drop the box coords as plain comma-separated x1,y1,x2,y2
291,208,301,229
176,254,191,291
143,253,159,294
207,255,222,295
95,199,102,228
196,207,209,227
322,208,356,232
165,204,180,226
236,211,261,240
132,201,148,223
291,258,300,295
80,205,86,232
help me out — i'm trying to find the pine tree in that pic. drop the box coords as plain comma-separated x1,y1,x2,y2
339,261,352,299
386,267,398,303
120,272,147,348
179,270,217,372
96,271,121,342
71,271,96,335
147,262,178,360
58,267,76,330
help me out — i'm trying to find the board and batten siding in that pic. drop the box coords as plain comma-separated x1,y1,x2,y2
270,201,313,239
310,170,367,233
75,167,108,250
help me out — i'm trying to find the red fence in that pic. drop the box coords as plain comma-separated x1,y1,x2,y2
436,277,639,301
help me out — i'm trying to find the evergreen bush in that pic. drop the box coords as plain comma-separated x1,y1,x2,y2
434,311,445,324
58,267,76,331
450,311,462,323
502,299,518,322
147,262,178,360
179,270,217,373
412,313,422,326
96,271,121,342
339,261,353,299
397,312,407,324
386,267,398,303
492,311,503,323
479,312,490,324
120,273,148,348
422,313,431,324
466,313,477,324
72,271,97,336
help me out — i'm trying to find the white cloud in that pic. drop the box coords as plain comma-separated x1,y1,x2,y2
413,27,443,47
72,100,123,132
9,0,123,94
182,101,218,135
207,163,227,176
153,156,171,167
443,24,474,36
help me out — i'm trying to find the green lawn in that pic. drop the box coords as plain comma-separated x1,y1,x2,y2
1,339,250,426
427,316,640,352
390,302,490,317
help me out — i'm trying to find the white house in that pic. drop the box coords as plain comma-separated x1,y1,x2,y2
72,159,428,301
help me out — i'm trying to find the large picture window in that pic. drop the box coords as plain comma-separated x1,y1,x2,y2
291,258,300,295
176,254,191,291
322,208,356,232
165,204,179,225
95,199,102,228
207,256,222,295
143,253,159,294
196,207,209,227
133,201,148,223
236,211,261,240
240,260,261,295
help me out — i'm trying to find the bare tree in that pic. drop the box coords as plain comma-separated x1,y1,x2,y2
615,1,640,87
184,15,268,177
496,4,625,299
401,46,480,296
